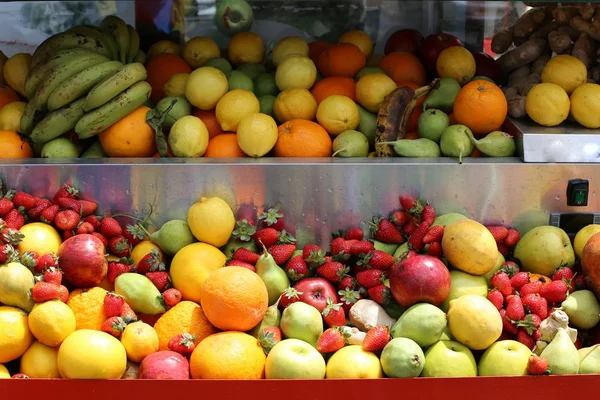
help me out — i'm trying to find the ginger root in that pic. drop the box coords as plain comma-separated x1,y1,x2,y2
531,21,561,40
549,30,574,54
498,38,548,72
492,27,514,54
532,53,551,74
514,8,549,40
554,6,582,24
571,15,600,41
349,299,396,332
572,32,597,68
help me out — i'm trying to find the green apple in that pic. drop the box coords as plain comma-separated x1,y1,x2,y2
421,340,477,377
280,302,323,347
514,226,575,276
373,240,399,256
478,340,532,376
441,270,488,312
265,338,326,379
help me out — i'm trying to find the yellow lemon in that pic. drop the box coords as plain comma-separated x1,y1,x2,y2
237,112,278,157
273,88,317,123
442,219,498,275
168,115,209,157
570,83,600,129
436,46,476,85
326,345,383,378
170,243,227,303
216,89,260,132
542,54,587,94
187,196,235,247
20,341,60,378
526,83,570,127
356,73,397,113
447,294,502,350
316,94,360,136
131,241,164,268
276,55,317,91
339,30,374,59
147,40,181,61
0,101,25,131
163,72,190,97
272,36,310,67
0,306,33,363
28,300,76,347
120,321,159,362
185,66,228,110
3,53,31,97
574,224,600,259
18,222,62,255
57,329,127,379
228,32,266,65
0,364,9,378
183,36,220,69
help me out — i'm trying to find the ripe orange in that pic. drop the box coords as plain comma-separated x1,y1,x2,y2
199,266,268,331
153,301,217,351
0,130,33,158
204,134,246,158
318,43,366,78
274,119,332,157
146,54,192,103
453,80,508,137
379,52,426,86
311,77,356,104
99,106,157,157
193,109,225,138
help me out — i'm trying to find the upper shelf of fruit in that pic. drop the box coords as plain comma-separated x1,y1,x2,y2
0,1,599,163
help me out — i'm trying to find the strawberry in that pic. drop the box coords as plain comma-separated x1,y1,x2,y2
552,266,574,282
278,287,303,309
123,224,146,246
370,217,404,244
36,253,58,273
108,235,131,258
107,260,131,284
103,292,125,317
322,297,346,327
61,230,73,240
501,261,520,276
254,228,279,247
499,309,518,335
19,251,39,269
408,221,429,252
491,271,513,297
302,244,322,260
506,295,525,321
54,210,80,231
421,205,436,226
338,288,361,313
316,261,348,283
284,255,307,282
233,248,260,265
316,327,346,353
83,215,101,231
0,197,13,217
146,271,171,292
399,196,425,215
368,285,391,306
11,374,29,379
363,326,390,352
269,243,296,265
330,237,352,256
497,243,509,256
539,280,568,303
527,355,550,375
163,288,182,308
43,267,62,286
517,328,537,350
120,302,136,319
31,281,62,303
487,226,509,243
345,228,364,241
522,293,548,319
76,221,95,235
358,250,395,271
52,184,79,205
426,242,443,258
12,192,37,210
136,248,165,275
4,208,24,230
2,228,24,245
338,276,357,291
520,280,543,297
402,219,419,236
101,316,127,338
258,327,282,355
57,198,97,216
350,240,375,257
487,289,504,310
504,229,521,247
356,269,385,289
100,217,122,237
92,232,108,247
510,272,530,290
40,205,59,224
572,274,587,291
231,219,257,242
423,225,444,244
28,198,51,220
259,204,285,231
0,243,18,264
168,333,197,355
226,260,256,271
389,210,410,227
515,314,542,332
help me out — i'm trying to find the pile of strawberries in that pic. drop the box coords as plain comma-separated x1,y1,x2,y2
485,225,521,256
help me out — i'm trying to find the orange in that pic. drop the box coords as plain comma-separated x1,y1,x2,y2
379,52,426,86
318,43,366,78
274,119,332,157
273,88,318,122
453,80,508,137
199,266,268,331
339,30,373,58
0,85,19,110
146,54,192,103
204,134,246,158
190,331,266,379
193,109,225,138
67,287,108,331
0,130,33,158
311,77,356,104
309,41,330,64
153,301,217,351
99,106,156,157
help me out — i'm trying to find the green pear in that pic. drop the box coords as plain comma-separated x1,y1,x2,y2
149,219,196,256
332,130,369,157
423,77,461,113
115,273,166,315
579,345,600,374
514,226,575,276
357,105,377,150
391,303,447,347
467,130,516,157
0,262,35,312
440,124,474,163
441,270,488,312
561,290,600,329
41,137,81,158
381,138,441,158
256,245,290,305
418,109,449,143
280,302,323,348
541,328,580,375
393,242,410,258
380,337,425,378
81,141,107,158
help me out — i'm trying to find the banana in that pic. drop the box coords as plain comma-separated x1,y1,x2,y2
30,98,86,144
31,31,113,68
67,25,120,61
75,81,152,139
375,87,412,158
100,15,130,64
84,63,147,111
47,60,123,112
34,53,111,111
126,25,141,63
20,101,45,136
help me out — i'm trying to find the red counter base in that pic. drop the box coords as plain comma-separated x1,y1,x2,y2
0,376,589,400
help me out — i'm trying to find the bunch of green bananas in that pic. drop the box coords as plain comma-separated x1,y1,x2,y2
21,15,153,145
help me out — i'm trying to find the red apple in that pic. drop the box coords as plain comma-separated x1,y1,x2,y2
384,29,424,55
420,32,463,73
389,255,451,308
286,277,338,313
138,351,190,379
58,234,108,288
473,51,503,84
